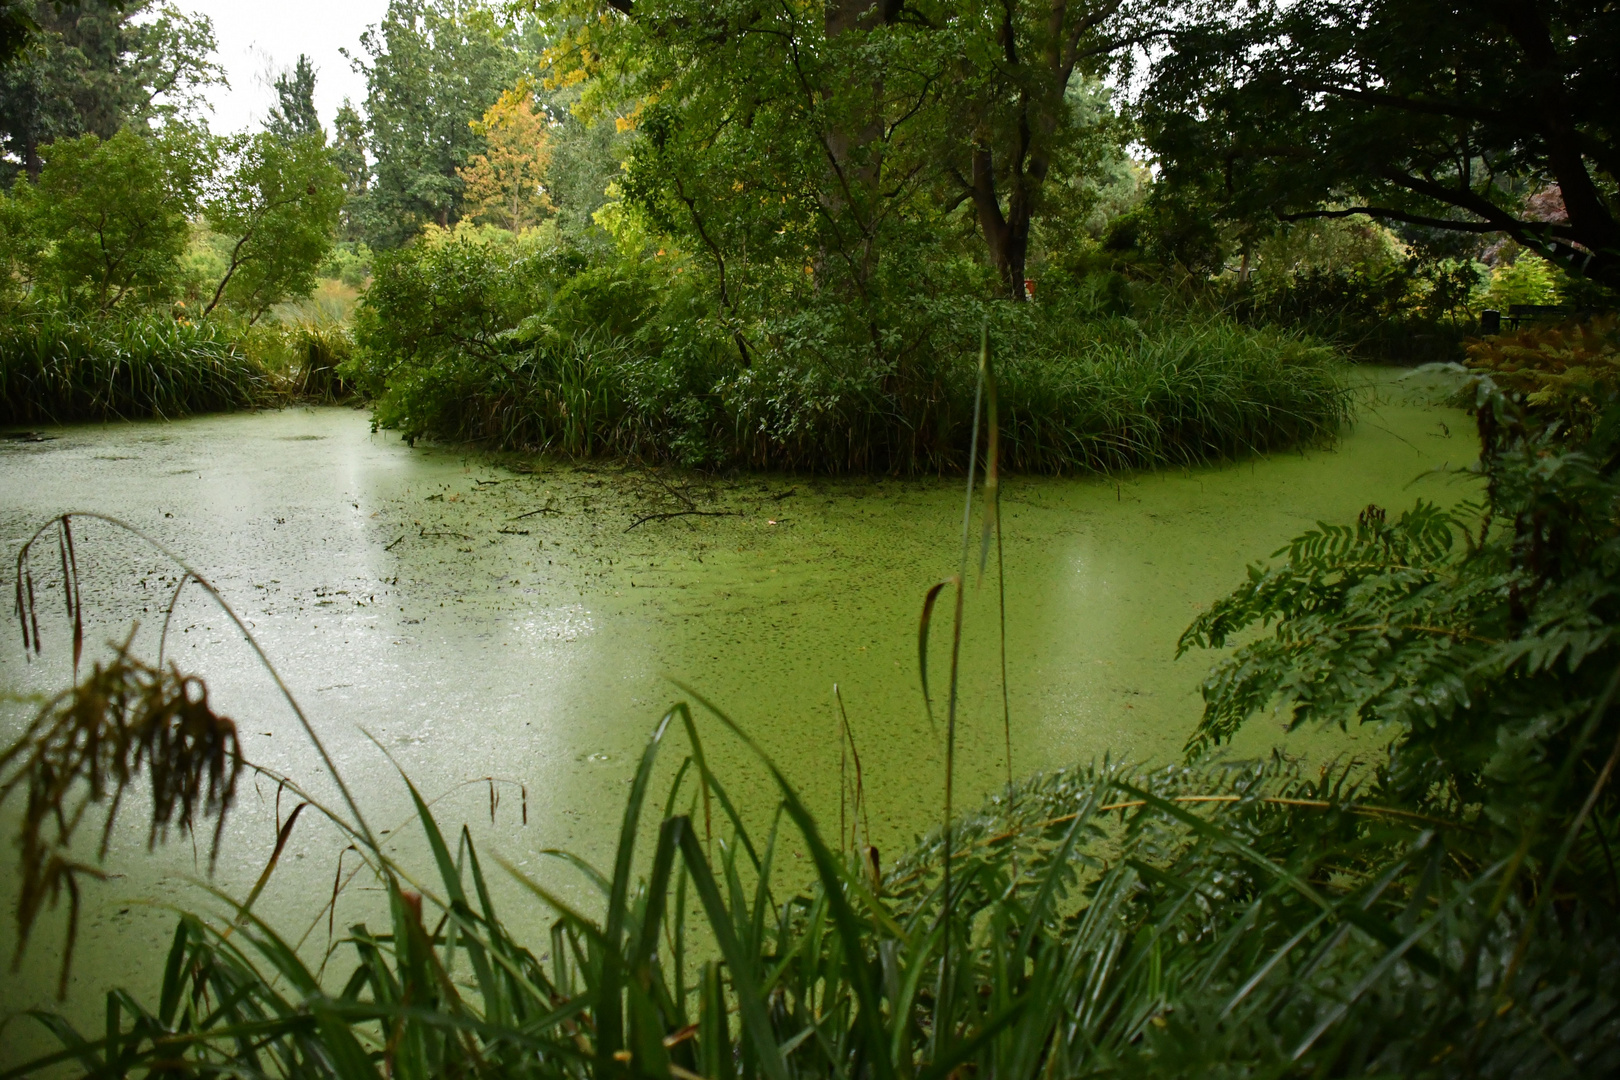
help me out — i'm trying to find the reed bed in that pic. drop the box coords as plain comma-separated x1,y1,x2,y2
0,309,270,425
363,315,1349,475
351,235,1352,474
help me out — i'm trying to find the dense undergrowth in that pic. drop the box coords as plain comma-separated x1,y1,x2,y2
3,319,1619,1077
348,231,1352,474
0,308,267,424
0,307,355,424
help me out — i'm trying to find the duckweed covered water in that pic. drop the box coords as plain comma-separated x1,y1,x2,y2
0,370,1471,1057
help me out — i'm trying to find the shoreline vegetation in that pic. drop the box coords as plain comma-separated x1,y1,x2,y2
1,267,1354,477
2,323,1619,1077
0,308,354,426
348,238,1354,475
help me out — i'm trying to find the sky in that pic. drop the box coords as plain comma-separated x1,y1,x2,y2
176,1,392,134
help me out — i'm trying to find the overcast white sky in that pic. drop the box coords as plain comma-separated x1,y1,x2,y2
178,1,391,133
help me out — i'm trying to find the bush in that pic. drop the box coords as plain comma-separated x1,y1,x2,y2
1181,314,1620,897
0,308,269,424
351,231,1353,473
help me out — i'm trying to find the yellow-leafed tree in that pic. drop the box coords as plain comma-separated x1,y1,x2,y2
458,83,554,232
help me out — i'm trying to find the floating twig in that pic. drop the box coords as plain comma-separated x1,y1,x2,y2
508,506,561,521
624,509,740,532
498,527,530,536
384,534,406,551
419,528,473,541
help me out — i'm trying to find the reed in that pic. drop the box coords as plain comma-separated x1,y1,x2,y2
350,233,1352,474
362,313,1350,475
4,663,1606,1078
0,309,270,425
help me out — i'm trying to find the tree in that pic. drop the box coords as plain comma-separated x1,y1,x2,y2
0,0,41,65
349,0,526,246
0,1,222,180
457,82,553,231
910,0,1152,299
330,97,371,240
266,53,321,141
201,131,345,321
533,0,1147,302
10,126,202,309
1142,0,1620,292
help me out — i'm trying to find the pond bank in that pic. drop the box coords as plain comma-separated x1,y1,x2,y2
0,369,1471,1057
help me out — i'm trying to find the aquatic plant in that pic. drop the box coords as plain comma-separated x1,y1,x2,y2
240,316,358,402
0,308,269,425
349,235,1352,474
4,336,1619,1076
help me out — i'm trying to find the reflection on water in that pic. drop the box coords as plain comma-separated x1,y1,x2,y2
0,373,1471,1055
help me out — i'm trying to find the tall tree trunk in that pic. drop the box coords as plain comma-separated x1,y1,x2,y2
819,0,891,296
970,146,1031,302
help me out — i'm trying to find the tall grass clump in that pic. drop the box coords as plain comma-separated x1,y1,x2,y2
241,316,357,402
350,232,1351,473
0,308,269,425
8,329,1618,1076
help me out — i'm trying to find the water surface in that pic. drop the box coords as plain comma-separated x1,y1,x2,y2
0,372,1470,1055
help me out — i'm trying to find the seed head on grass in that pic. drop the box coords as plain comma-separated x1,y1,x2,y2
0,637,242,996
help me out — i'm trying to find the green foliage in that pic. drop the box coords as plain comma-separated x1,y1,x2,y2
542,0,1148,303
4,127,203,311
350,229,1351,471
0,0,222,181
319,241,374,289
0,125,343,323
349,226,727,461
1180,322,1620,865
1485,252,1564,310
266,53,322,143
200,132,345,322
0,306,268,423
352,0,529,247
1142,1,1620,292
330,98,372,242
6,678,1619,1079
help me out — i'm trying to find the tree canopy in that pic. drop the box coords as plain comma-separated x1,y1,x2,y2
350,0,528,245
0,0,221,181
458,81,553,231
266,54,322,142
534,0,1148,300
1143,0,1620,290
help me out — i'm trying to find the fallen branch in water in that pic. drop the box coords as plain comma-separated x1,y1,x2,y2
419,528,473,541
625,510,740,532
509,507,561,521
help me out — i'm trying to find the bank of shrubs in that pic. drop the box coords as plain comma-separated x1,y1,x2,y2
349,227,1351,473
7,320,1620,1077
0,124,346,425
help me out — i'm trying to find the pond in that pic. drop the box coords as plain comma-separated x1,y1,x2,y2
0,369,1470,1057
